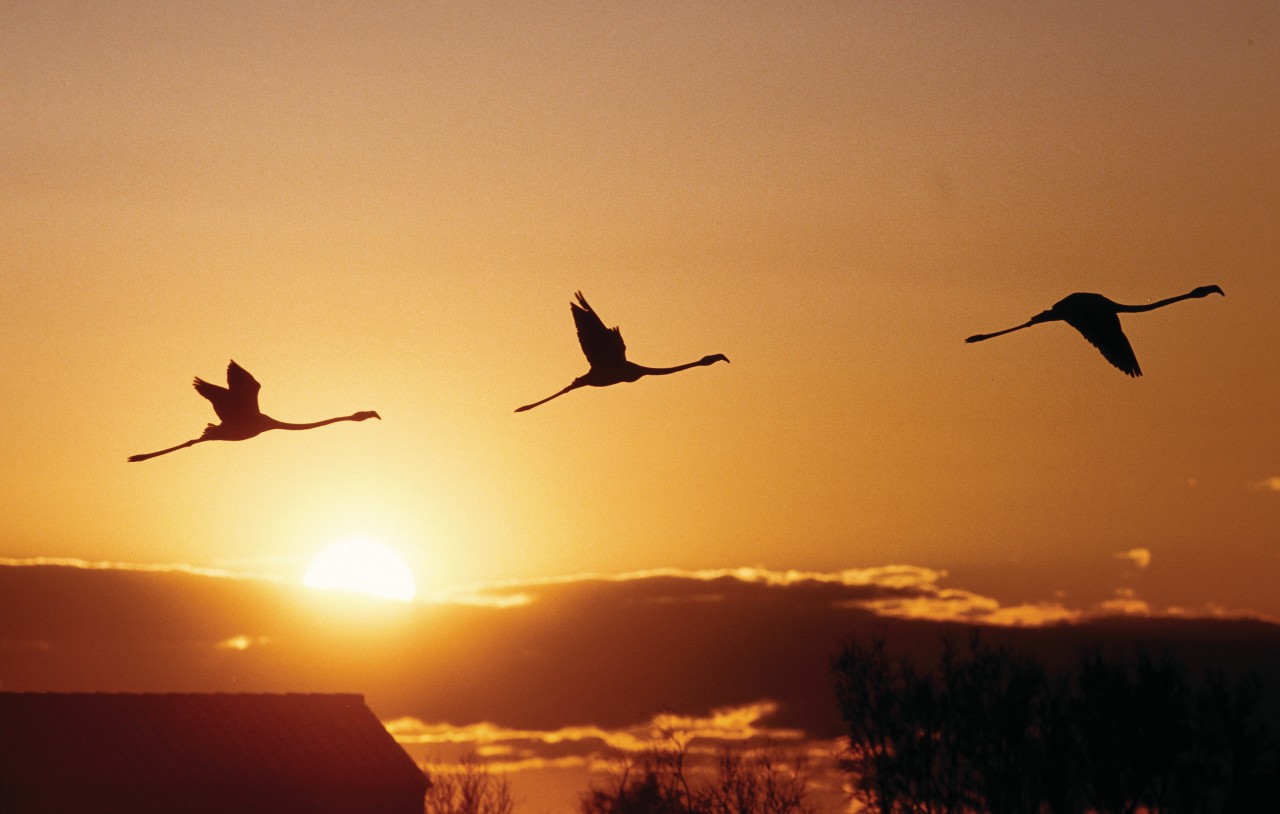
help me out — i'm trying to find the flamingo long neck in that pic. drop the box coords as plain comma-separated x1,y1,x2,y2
633,360,709,377
1112,289,1204,313
268,415,362,431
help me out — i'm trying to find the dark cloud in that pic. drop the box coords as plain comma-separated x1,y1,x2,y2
3,561,1279,769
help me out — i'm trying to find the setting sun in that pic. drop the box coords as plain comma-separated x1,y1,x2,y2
303,540,417,602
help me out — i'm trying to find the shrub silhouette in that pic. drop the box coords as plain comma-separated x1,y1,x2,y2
833,628,1277,814
424,753,515,814
580,734,817,814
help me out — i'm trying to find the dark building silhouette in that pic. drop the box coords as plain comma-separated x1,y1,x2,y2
0,692,428,814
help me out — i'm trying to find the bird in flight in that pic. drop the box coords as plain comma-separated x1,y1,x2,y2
965,285,1224,376
515,291,729,412
128,361,380,461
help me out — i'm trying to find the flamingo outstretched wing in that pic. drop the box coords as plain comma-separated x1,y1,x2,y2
1062,310,1142,377
194,360,263,422
571,292,627,369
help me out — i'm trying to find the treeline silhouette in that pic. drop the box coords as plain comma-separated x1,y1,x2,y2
420,629,1276,814
425,754,515,814
579,736,816,814
832,629,1277,814
424,738,817,814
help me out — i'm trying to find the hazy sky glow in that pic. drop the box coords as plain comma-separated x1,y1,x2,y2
2,2,1279,809
4,0,1277,613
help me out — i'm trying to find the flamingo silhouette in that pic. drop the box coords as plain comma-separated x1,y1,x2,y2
515,291,729,412
128,361,380,461
965,285,1224,377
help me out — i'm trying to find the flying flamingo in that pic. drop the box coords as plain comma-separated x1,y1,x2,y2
965,285,1224,377
515,291,729,412
128,361,380,461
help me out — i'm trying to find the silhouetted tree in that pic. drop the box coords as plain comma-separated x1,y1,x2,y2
942,635,1069,814
580,735,816,814
833,629,984,814
424,753,515,814
832,630,1277,814
581,734,695,814
1196,672,1275,811
705,746,817,814
1073,648,1193,814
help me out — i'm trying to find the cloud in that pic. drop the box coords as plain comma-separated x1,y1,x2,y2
3,558,1189,629
445,564,1095,628
1249,476,1280,492
2,560,1276,740
387,700,802,756
216,635,274,651
847,588,1083,627
1115,548,1152,569
433,565,947,607
446,564,1262,629
966,602,1082,627
0,556,267,580
1093,588,1152,616
426,590,535,609
451,564,1271,628
389,702,840,812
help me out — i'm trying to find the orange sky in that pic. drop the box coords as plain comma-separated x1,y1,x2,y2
3,1,1279,621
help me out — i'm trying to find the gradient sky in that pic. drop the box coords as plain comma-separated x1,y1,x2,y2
3,0,1279,622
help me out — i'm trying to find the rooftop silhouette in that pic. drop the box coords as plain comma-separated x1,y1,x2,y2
0,692,427,814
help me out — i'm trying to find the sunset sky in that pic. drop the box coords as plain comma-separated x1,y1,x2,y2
2,1,1279,809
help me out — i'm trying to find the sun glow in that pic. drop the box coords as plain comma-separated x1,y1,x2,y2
303,539,417,602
